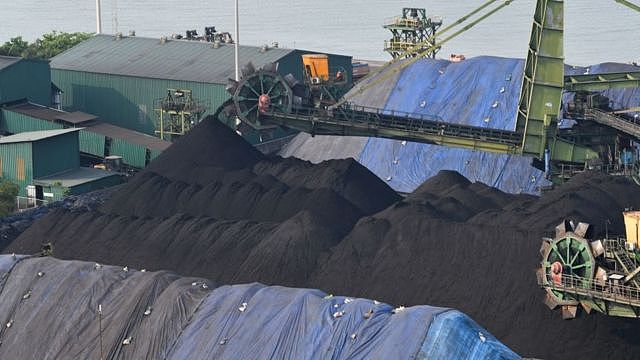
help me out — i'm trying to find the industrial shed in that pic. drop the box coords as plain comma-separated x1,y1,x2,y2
0,128,121,203
0,56,51,106
1,102,171,168
50,34,352,137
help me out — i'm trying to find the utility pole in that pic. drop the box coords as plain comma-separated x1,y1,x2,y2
95,0,102,34
234,0,240,81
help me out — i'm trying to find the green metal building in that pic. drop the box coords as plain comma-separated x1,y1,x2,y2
1,102,171,168
49,34,353,137
0,128,122,203
0,56,51,106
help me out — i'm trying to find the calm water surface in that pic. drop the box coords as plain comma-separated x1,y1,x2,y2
1,0,639,65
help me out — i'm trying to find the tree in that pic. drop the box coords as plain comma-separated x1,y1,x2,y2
0,36,29,57
0,31,93,59
0,179,19,217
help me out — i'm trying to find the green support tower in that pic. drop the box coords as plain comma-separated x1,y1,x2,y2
384,8,443,59
154,89,207,141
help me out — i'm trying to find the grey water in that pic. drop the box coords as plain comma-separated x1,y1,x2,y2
1,0,638,66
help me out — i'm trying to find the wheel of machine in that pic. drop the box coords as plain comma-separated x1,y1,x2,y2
231,63,293,130
541,228,596,304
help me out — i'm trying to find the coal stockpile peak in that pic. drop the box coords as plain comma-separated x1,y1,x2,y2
411,170,472,195
146,116,264,180
253,156,401,214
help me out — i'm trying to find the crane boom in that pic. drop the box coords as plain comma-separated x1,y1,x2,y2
616,0,640,12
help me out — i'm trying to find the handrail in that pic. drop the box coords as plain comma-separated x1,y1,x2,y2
383,16,424,28
540,273,640,306
15,196,48,211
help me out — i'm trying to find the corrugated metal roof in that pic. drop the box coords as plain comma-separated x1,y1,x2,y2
50,34,294,84
3,102,171,151
89,122,171,151
6,102,68,121
0,128,79,144
0,56,21,72
34,167,118,188
55,111,98,124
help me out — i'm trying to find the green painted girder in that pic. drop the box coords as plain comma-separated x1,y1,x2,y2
516,0,566,159
548,135,600,163
616,0,640,13
564,71,640,92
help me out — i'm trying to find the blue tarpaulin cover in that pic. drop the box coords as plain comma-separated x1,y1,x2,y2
281,57,640,194
0,255,520,359
360,56,548,194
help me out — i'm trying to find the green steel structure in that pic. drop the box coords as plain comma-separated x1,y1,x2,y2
49,35,352,139
616,0,640,12
564,71,640,92
0,56,51,106
515,0,567,159
1,102,171,168
383,8,443,59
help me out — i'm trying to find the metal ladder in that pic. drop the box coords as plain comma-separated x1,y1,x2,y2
607,240,640,289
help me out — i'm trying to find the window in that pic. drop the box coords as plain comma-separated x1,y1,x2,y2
16,158,25,181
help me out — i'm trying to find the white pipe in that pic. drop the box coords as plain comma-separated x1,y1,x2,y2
234,0,240,81
96,0,102,34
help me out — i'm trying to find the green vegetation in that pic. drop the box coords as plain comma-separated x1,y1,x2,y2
0,31,92,59
0,179,19,217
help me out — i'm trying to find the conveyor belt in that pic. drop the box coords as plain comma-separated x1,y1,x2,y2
265,105,522,154
585,108,640,139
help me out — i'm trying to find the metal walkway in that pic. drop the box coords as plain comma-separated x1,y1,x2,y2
541,273,640,309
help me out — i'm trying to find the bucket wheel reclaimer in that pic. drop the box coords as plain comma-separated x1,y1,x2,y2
538,221,596,319
224,62,294,131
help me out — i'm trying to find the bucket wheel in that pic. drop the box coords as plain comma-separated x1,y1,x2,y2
226,62,293,130
539,221,596,317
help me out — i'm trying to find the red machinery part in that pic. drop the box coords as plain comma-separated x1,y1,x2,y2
551,261,563,285
258,94,271,113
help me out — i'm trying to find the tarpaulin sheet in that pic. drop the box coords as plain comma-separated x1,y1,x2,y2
358,56,550,194
0,255,520,359
282,57,640,194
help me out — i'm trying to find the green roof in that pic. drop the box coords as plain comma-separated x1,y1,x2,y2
50,34,295,84
0,56,21,72
0,128,80,144
34,167,119,188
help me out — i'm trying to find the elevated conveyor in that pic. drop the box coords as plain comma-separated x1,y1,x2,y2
264,105,521,154
585,108,640,139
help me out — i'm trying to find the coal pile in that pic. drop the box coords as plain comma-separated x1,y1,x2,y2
7,116,640,359
309,170,640,359
7,117,399,287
